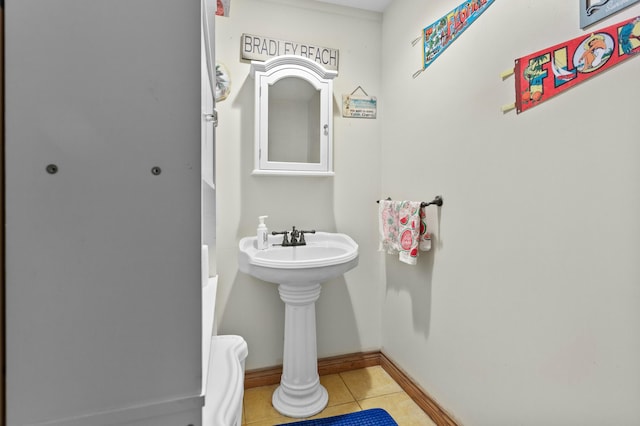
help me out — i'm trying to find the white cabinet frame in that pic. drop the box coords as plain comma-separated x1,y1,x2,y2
251,56,338,176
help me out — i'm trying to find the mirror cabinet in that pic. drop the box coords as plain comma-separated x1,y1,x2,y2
251,55,337,176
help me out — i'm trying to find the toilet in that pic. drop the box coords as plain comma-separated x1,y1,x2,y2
203,334,248,426
202,246,248,426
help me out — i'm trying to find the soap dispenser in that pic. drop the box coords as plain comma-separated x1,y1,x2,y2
257,216,269,250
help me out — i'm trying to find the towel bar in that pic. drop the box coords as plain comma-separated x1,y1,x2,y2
376,196,443,207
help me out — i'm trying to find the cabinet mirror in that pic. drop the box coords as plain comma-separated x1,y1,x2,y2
251,56,337,176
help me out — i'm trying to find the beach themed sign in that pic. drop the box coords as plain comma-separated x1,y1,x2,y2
413,0,495,77
511,16,640,114
342,86,377,119
580,0,640,28
241,33,339,71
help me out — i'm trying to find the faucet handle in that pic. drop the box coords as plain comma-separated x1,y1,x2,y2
272,230,290,246
298,230,315,245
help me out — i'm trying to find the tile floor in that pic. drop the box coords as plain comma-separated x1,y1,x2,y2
242,366,437,425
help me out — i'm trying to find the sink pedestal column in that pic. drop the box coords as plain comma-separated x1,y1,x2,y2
273,282,328,418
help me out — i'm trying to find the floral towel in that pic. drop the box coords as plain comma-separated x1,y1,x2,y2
379,200,431,265
378,200,399,254
419,206,432,252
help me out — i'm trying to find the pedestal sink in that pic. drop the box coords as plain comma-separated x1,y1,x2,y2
238,232,359,418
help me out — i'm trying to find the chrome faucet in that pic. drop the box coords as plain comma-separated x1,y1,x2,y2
272,227,316,246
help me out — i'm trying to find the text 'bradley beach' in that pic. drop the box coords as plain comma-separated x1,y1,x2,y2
241,34,339,71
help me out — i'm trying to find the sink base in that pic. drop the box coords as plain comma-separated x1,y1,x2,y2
273,282,327,418
272,381,328,418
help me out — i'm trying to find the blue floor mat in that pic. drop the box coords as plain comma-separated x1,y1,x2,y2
276,408,398,425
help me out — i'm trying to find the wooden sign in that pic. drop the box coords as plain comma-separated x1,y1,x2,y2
342,95,377,119
342,86,377,119
241,33,339,71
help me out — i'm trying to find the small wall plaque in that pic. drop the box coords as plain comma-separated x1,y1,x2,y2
342,86,377,119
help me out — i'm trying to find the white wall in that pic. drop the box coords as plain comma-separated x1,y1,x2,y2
380,1,640,425
214,0,384,369
215,1,640,423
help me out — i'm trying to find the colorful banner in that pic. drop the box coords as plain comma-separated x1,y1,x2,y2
580,0,640,29
422,0,495,71
514,16,640,114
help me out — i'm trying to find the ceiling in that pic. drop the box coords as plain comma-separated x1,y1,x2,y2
314,0,392,12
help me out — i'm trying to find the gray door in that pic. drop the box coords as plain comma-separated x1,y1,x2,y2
5,1,202,424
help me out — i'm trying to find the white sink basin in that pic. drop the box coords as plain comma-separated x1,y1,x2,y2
238,232,359,284
238,231,359,417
